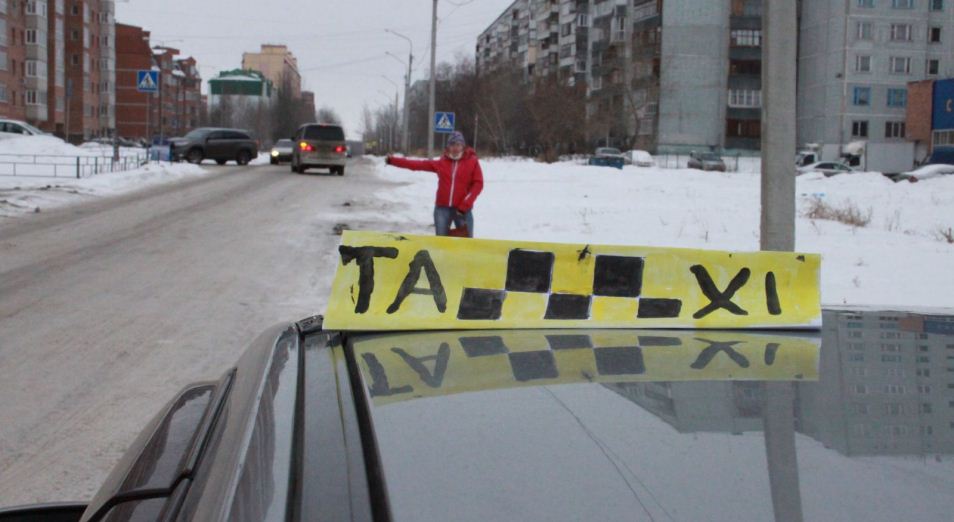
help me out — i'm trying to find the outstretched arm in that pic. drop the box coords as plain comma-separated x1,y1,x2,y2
386,155,439,173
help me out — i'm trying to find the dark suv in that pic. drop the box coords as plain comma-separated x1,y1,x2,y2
290,123,347,175
170,128,258,166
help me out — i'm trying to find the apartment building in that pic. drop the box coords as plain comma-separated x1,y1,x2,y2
242,44,300,98
797,0,954,169
0,0,28,121
150,46,201,139
114,22,149,139
477,0,765,153
64,0,115,142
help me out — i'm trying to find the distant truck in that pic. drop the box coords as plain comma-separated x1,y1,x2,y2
797,141,914,175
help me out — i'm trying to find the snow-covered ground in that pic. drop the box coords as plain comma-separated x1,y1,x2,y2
378,156,954,308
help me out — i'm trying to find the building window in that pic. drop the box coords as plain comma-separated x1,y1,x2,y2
928,59,940,75
931,0,944,9
853,120,869,137
884,384,906,394
887,88,907,107
730,60,761,75
853,86,871,105
25,90,38,105
857,0,874,6
577,13,588,27
0,51,6,71
71,54,79,65
726,119,761,138
890,56,912,74
0,84,7,103
25,29,37,44
728,89,762,108
857,22,873,40
892,0,914,7
891,24,913,41
931,27,942,43
730,29,761,47
855,55,871,72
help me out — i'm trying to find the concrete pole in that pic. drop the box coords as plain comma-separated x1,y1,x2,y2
760,0,797,252
404,55,412,153
427,0,438,158
761,2,803,522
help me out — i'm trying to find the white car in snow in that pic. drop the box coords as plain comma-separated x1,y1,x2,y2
625,150,655,167
0,119,48,138
796,161,854,177
895,164,954,183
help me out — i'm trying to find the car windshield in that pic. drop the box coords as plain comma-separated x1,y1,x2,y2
184,129,210,139
303,126,344,141
597,148,621,155
699,153,721,161
275,139,293,147
18,121,45,135
350,308,954,522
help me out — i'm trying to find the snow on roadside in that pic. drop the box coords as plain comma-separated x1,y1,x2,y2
0,161,209,218
376,156,954,308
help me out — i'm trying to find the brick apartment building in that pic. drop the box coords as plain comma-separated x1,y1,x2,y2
0,1,116,142
115,24,201,142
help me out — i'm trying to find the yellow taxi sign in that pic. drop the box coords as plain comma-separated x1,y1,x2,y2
324,231,821,331
350,329,820,406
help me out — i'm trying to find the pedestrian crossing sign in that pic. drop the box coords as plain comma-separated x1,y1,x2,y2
434,111,455,134
137,70,159,93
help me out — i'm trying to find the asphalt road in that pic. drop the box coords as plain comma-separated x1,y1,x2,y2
0,158,425,506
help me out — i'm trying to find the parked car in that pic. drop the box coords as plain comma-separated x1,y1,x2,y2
0,118,48,138
269,139,294,164
687,151,726,172
1,308,950,522
170,128,258,166
290,123,348,175
895,163,954,183
796,161,854,177
626,149,655,167
587,147,625,169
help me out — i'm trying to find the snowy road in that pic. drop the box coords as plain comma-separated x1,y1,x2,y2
0,158,424,506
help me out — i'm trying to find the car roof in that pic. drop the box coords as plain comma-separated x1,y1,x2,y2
344,307,954,522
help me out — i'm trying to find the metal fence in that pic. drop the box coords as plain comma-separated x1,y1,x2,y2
0,151,150,179
653,153,759,173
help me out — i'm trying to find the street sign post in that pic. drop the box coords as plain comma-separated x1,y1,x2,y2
136,70,159,93
433,111,455,134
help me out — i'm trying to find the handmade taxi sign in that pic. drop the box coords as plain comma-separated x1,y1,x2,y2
324,231,821,330
350,329,820,406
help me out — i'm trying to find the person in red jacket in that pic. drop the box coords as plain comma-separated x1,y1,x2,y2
385,131,484,237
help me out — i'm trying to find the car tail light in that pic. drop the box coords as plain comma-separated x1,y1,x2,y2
334,145,346,154
299,142,315,152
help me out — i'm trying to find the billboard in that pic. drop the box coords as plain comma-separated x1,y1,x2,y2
932,79,954,130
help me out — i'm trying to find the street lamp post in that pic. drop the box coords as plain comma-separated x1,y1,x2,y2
381,75,401,153
385,29,414,154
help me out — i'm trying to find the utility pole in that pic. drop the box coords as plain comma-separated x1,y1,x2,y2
761,2,802,522
427,0,438,158
385,30,413,154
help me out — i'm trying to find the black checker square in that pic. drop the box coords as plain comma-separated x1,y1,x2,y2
594,346,646,376
457,288,506,320
460,336,509,357
505,249,555,293
546,334,593,351
544,294,592,320
638,335,683,347
637,298,683,319
593,255,645,298
509,351,559,382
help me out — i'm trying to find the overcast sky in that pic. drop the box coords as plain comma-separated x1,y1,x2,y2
116,0,515,138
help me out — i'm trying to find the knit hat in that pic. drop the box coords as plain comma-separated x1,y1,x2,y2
448,131,465,146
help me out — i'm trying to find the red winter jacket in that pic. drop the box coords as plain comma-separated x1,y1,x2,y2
387,148,484,212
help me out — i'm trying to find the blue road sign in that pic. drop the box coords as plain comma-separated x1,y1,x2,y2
434,111,456,134
136,70,159,93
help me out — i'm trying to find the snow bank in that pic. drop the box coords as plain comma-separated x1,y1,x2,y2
377,156,954,308
0,162,209,218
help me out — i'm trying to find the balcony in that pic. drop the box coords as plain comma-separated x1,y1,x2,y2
26,104,49,122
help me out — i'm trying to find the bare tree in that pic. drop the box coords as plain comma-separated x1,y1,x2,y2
317,106,342,125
